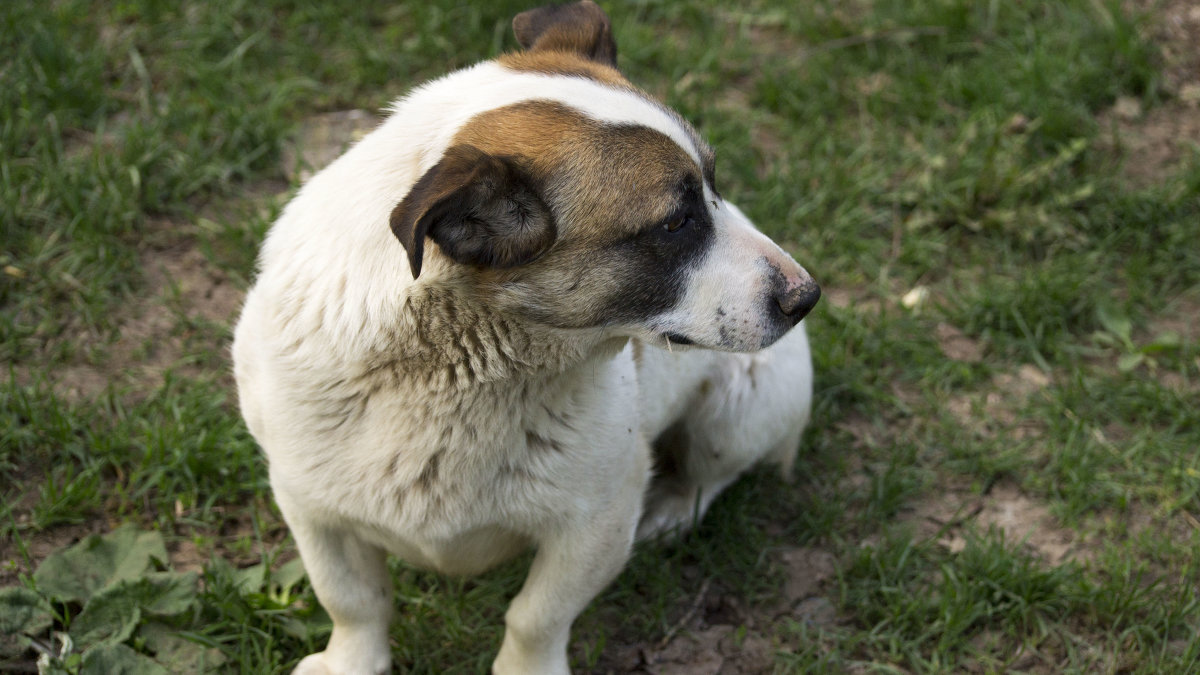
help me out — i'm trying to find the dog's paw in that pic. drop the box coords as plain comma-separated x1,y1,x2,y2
636,490,702,541
292,654,335,675
292,652,390,675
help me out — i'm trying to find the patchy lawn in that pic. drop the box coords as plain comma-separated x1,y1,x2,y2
3,1,1199,673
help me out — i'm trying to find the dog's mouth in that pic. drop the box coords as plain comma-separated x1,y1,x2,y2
664,332,694,346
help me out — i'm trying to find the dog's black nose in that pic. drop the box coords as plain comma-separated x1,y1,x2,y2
775,281,821,323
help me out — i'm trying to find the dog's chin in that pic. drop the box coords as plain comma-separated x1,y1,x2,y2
687,320,799,353
753,321,799,351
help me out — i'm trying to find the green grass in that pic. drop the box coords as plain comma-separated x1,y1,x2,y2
3,0,1199,672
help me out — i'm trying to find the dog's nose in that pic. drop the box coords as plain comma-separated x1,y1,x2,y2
774,280,821,323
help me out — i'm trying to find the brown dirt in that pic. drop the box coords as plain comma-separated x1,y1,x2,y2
279,110,378,182
0,521,109,587
934,322,985,363
902,481,1087,565
1130,0,1200,96
1100,0,1200,186
587,547,839,674
947,364,1051,440
24,111,378,404
823,286,884,316
1148,289,1200,343
37,239,245,404
169,502,292,574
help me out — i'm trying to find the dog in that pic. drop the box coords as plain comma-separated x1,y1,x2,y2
232,2,819,673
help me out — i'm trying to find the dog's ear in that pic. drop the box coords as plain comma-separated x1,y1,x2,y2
389,145,556,279
512,0,617,68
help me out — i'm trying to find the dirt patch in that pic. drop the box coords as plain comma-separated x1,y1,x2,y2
637,624,775,675
280,110,379,182
598,613,784,675
934,322,985,363
1148,289,1200,343
170,502,291,574
824,286,884,316
28,110,382,404
774,547,837,613
0,520,109,588
1100,101,1200,186
1101,0,1200,186
586,546,839,674
947,364,1050,439
1129,0,1200,96
37,239,245,403
902,481,1086,565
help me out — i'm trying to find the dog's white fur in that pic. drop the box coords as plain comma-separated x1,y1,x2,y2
233,5,817,673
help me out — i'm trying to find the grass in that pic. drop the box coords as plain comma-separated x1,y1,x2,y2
3,0,1199,672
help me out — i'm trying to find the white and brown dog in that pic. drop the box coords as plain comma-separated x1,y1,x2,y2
232,2,819,673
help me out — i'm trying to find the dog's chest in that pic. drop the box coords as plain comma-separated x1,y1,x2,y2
281,349,642,538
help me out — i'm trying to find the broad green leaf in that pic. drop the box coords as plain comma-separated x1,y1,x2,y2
280,614,326,641
69,572,198,651
0,586,54,657
140,623,226,674
233,563,267,595
33,526,168,603
70,590,141,650
141,572,199,617
1144,331,1182,353
79,643,169,675
1117,352,1145,372
1096,306,1133,345
271,557,306,594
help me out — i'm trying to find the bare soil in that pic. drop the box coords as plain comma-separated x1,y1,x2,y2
1101,0,1200,186
587,547,839,674
904,481,1087,566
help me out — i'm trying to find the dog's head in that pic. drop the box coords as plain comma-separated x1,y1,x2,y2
389,0,818,352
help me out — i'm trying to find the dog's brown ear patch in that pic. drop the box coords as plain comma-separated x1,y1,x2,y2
389,145,556,279
513,0,617,68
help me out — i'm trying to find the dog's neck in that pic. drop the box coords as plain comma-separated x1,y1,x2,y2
366,278,619,390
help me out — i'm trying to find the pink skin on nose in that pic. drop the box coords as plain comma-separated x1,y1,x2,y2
735,223,820,320
741,227,814,287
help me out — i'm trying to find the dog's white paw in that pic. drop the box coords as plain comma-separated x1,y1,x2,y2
637,490,702,541
292,653,335,675
492,648,570,675
292,652,389,675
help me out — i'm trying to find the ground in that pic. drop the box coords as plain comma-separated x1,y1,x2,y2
2,1,1199,673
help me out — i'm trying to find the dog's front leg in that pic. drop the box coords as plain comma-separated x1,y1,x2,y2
492,490,643,674
277,492,393,675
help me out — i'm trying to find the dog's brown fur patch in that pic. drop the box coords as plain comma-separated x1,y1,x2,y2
511,0,618,67
445,100,719,330
451,100,697,241
497,50,630,88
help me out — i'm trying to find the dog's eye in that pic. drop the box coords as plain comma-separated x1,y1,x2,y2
664,214,691,233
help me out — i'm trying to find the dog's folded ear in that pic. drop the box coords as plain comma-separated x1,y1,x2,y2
389,145,556,279
512,0,617,68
